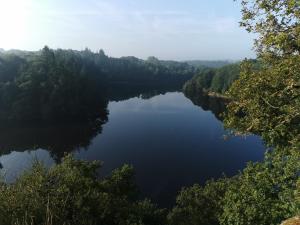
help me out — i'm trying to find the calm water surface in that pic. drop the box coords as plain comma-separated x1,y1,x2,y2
0,92,264,206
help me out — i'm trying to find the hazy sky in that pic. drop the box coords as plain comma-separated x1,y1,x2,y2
0,0,256,60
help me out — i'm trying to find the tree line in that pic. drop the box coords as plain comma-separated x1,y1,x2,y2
183,59,262,95
183,62,241,94
0,47,195,122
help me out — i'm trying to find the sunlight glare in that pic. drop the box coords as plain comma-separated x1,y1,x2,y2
0,0,29,49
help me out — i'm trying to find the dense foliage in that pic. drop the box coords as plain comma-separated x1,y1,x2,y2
0,155,166,225
238,0,300,58
183,62,241,94
224,0,300,147
220,148,300,225
168,178,231,225
225,57,300,147
0,47,195,122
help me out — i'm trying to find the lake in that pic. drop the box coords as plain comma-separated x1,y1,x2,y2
0,91,264,206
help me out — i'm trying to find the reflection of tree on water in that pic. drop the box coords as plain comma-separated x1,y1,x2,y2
107,84,182,102
0,85,181,161
184,89,229,121
0,114,108,162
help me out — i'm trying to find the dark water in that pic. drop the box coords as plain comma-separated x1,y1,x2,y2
0,91,264,206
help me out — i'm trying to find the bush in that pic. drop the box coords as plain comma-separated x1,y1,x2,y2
0,155,166,225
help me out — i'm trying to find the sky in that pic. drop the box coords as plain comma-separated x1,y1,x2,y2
0,0,256,60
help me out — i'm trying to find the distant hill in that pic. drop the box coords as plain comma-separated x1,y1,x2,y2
185,60,237,68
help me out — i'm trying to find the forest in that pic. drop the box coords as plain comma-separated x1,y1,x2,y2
182,59,265,95
183,62,241,94
0,47,195,122
0,0,300,224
